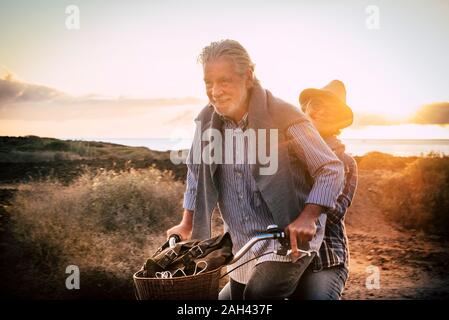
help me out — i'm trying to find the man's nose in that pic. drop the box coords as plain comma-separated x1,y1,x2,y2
211,84,224,99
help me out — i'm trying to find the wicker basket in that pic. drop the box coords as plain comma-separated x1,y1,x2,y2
133,267,222,300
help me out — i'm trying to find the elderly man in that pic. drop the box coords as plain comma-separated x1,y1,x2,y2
167,39,346,300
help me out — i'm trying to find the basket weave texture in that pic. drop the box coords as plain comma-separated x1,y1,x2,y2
133,267,222,300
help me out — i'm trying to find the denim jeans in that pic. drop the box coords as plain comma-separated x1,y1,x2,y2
219,256,348,300
291,264,349,299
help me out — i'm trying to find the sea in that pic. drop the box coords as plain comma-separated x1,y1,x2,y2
83,138,449,157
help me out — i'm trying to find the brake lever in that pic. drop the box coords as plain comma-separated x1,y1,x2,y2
269,225,312,262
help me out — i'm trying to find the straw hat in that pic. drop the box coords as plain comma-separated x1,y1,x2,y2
299,80,353,132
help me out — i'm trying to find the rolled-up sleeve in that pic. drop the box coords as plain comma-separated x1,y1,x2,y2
287,121,345,210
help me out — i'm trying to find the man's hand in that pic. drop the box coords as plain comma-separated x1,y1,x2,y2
284,204,324,257
166,209,193,241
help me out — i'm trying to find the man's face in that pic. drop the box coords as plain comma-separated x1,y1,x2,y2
203,57,251,121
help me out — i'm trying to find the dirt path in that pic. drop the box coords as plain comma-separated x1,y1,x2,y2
194,168,449,299
342,170,449,299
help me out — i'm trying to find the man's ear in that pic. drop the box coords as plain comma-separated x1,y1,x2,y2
245,68,254,89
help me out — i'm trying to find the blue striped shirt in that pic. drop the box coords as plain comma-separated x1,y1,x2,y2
183,113,344,284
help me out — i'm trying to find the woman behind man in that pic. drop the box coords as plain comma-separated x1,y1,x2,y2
292,80,358,299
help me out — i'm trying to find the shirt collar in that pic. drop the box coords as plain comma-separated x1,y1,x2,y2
220,112,249,130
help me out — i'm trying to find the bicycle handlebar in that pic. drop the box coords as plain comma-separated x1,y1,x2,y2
167,224,313,265
229,224,312,264
168,234,181,248
229,228,284,264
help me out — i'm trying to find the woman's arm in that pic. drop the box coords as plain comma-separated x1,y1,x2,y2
326,153,358,225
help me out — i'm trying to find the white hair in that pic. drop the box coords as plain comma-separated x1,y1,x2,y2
198,39,259,85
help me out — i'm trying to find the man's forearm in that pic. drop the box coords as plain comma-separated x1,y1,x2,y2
301,203,325,220
181,209,194,227
286,203,326,252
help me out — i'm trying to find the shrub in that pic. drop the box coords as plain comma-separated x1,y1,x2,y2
9,167,184,299
357,152,417,171
43,141,70,152
381,155,449,237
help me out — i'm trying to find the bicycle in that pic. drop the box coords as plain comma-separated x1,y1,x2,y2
133,224,313,300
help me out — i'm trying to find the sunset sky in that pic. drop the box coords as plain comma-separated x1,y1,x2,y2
0,0,448,140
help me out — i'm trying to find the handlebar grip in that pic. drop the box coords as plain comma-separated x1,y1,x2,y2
168,234,181,248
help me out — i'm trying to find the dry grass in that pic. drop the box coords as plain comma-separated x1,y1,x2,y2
0,150,85,162
8,167,184,299
380,154,449,237
5,151,449,299
356,151,418,171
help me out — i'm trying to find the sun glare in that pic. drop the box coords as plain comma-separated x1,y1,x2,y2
341,124,449,140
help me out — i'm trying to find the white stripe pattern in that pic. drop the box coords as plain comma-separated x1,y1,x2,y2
183,114,344,284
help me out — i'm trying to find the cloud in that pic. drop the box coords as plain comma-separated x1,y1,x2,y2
0,67,14,81
410,102,449,124
0,78,205,120
0,77,205,138
164,109,197,125
0,79,66,104
352,113,400,126
350,103,449,126
0,78,204,107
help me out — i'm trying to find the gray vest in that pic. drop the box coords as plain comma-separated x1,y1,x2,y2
191,83,313,239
